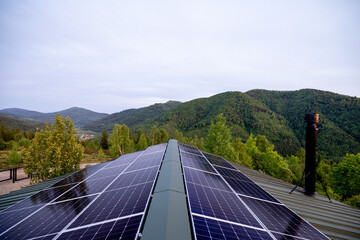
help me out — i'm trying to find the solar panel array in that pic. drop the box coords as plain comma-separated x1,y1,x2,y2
0,143,167,240
179,143,329,240
0,141,330,240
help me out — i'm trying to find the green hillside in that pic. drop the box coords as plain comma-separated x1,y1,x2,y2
83,101,182,132
246,89,360,159
0,115,45,131
84,89,359,159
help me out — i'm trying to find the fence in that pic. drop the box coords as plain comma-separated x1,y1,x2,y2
0,166,29,183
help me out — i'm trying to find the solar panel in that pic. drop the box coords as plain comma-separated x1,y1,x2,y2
0,144,166,240
183,166,231,192
181,151,217,173
179,143,202,155
202,152,237,170
57,215,142,240
193,215,273,240
180,143,329,240
241,196,329,240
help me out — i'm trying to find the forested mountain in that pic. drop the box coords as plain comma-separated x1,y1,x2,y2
246,89,360,159
84,89,360,159
83,101,181,132
0,115,45,131
0,107,108,127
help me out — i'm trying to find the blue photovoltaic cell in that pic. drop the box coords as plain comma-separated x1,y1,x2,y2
186,182,261,228
125,151,163,172
0,205,41,230
143,143,167,153
105,151,143,168
57,215,142,240
214,166,253,183
223,177,280,203
202,152,237,170
70,182,153,228
0,195,97,240
181,151,217,173
108,166,159,191
183,167,231,192
2,184,80,212
193,215,272,240
241,196,329,240
86,164,128,180
179,143,202,155
54,176,116,202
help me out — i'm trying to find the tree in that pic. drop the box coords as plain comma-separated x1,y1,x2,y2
205,114,238,161
136,133,148,151
100,130,109,150
23,114,84,182
97,148,106,161
232,137,252,167
330,153,360,199
109,124,134,157
150,125,160,145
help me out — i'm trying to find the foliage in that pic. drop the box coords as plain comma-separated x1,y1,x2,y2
23,114,84,182
246,135,294,182
136,133,148,151
109,124,134,157
205,114,238,162
344,194,360,208
330,153,360,199
232,138,252,167
19,138,31,148
87,139,99,150
0,139,6,150
8,149,22,165
100,130,109,150
97,148,106,160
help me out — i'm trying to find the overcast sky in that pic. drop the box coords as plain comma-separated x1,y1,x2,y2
0,0,359,114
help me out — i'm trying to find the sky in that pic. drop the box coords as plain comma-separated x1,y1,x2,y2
0,0,359,114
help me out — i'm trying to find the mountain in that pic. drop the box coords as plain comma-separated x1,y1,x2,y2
0,115,45,131
245,89,360,159
83,101,182,132
84,89,360,159
0,107,108,127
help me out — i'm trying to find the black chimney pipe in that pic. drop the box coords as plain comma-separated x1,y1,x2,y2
304,114,319,195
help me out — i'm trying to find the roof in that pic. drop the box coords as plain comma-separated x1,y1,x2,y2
0,140,359,239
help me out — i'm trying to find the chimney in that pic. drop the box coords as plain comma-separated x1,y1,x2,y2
304,114,319,195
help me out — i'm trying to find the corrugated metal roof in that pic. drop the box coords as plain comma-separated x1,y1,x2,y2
235,164,360,240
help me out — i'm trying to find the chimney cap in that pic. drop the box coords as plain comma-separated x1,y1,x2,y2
305,114,319,123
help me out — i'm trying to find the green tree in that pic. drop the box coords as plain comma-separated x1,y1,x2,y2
150,125,160,145
159,129,170,143
8,149,22,165
205,114,238,161
109,124,134,157
100,130,109,150
136,133,148,151
232,137,252,167
97,148,106,160
330,153,360,200
24,114,84,182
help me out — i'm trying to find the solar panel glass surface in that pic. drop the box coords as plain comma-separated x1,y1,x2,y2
181,151,217,173
241,196,329,240
193,215,273,240
202,152,237,170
